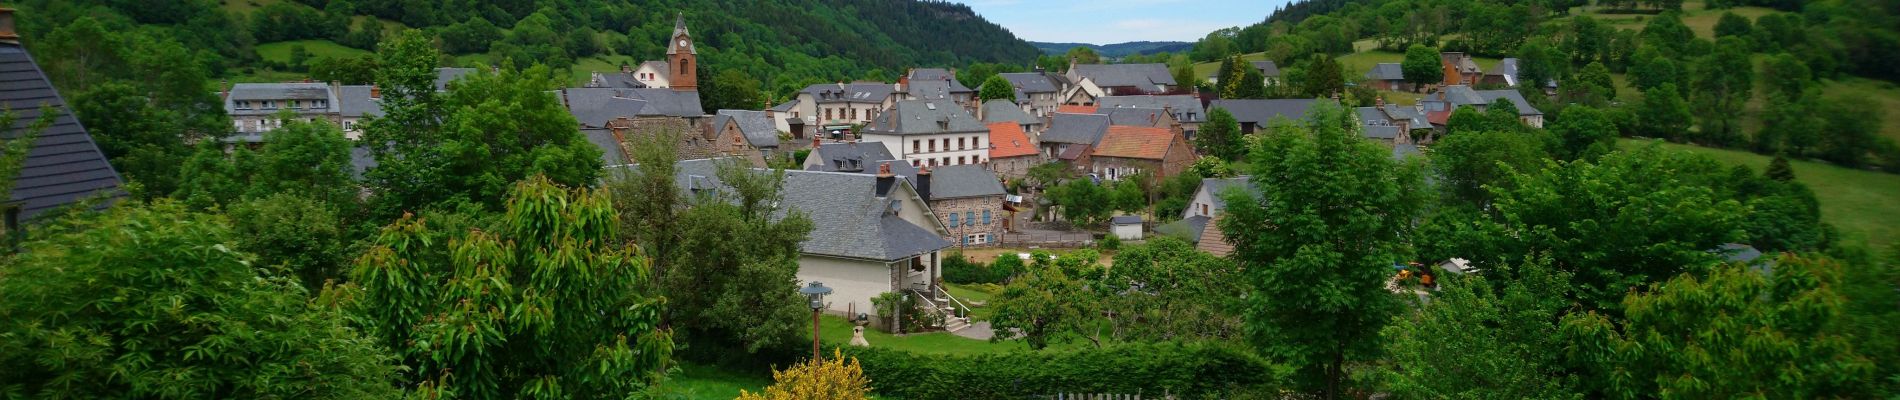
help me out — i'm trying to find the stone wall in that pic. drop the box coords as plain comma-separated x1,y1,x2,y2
929,195,1006,247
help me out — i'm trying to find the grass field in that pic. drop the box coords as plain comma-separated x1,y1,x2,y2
673,362,771,400
1821,78,1900,144
1579,1,1779,38
256,40,373,63
1622,139,1900,249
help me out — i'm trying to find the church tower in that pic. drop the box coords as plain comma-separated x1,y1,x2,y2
666,14,697,91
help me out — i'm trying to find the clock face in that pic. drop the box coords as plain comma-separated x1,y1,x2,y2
678,39,688,48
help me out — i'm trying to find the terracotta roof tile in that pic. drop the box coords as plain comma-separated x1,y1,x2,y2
987,122,1037,158
1057,104,1099,114
1092,125,1175,160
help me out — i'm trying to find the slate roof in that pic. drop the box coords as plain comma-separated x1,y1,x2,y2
1,42,123,221
336,85,382,118
1384,104,1431,128
1039,112,1111,145
1111,215,1143,225
1432,85,1541,116
667,15,696,55
997,72,1060,93
560,87,705,125
988,122,1037,159
905,68,973,97
924,164,1006,199
1252,60,1282,77
769,99,799,113
1476,89,1542,116
1092,125,1175,160
863,99,985,136
1105,107,1171,127
1199,176,1259,210
435,67,477,91
1056,143,1091,161
709,167,950,261
808,141,896,172
349,146,377,180
583,128,628,166
1363,125,1401,140
1356,107,1391,126
1157,215,1210,243
713,109,780,148
225,82,337,116
1209,99,1321,125
804,82,898,104
1070,63,1176,88
587,72,646,89
1488,58,1519,84
1391,143,1421,161
1099,95,1206,123
641,61,670,77
981,99,1038,126
1442,52,1481,74
1366,63,1405,81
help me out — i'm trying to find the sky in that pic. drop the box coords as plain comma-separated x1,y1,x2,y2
951,0,1294,44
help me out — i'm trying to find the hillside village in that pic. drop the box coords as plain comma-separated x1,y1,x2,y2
4,0,1900,399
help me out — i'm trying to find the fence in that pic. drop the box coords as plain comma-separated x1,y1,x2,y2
1000,231,1096,248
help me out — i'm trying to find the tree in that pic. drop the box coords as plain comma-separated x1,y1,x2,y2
1760,53,1811,103
705,69,764,111
1562,255,1876,399
1401,44,1443,92
1048,179,1112,226
172,118,358,210
1237,67,1268,99
1096,237,1246,342
1551,105,1618,160
1446,105,1488,134
1629,48,1682,94
1300,54,1346,99
1065,46,1102,65
1220,102,1422,398
1485,98,1525,131
1217,55,1251,99
1641,12,1694,55
1377,259,1580,399
362,30,449,216
990,250,1105,349
1689,38,1753,146
736,350,872,400
352,176,674,399
665,160,816,352
1757,90,1821,154
228,193,351,291
1563,61,1617,106
1636,83,1692,142
0,201,400,399
1515,40,1562,96
1568,16,1612,65
1432,129,1551,205
1713,12,1754,41
1817,97,1882,168
1765,153,1796,181
978,75,1017,103
1198,107,1244,161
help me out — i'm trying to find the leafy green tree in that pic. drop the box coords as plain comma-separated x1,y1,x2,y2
1432,129,1551,205
1401,44,1443,92
1765,154,1796,181
1551,105,1618,160
1377,259,1580,399
1628,48,1681,94
1689,38,1753,146
1220,102,1422,399
1049,178,1112,226
1300,54,1346,99
0,201,400,399
352,176,674,399
1757,90,1821,154
362,30,449,216
1836,245,1900,395
1636,83,1692,142
1567,16,1612,65
1817,97,1883,168
1216,55,1250,99
978,75,1017,103
990,250,1105,349
173,118,357,210
1515,40,1562,95
1462,146,1745,309
1760,53,1811,103
670,161,816,352
228,193,352,291
1237,67,1267,99
1562,61,1617,107
1562,255,1875,399
1485,98,1525,131
1198,107,1244,161
1713,12,1754,41
289,44,312,71
1445,105,1488,134
1065,46,1102,65
706,69,765,111
1642,12,1694,55
1097,237,1246,342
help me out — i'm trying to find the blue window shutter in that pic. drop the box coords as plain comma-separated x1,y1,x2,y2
949,213,958,226
966,211,975,226
983,210,992,224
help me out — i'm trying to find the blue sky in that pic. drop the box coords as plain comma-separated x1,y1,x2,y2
951,0,1293,44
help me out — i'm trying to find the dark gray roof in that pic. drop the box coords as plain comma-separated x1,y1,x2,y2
435,67,477,91
713,109,780,148
1111,215,1143,225
1071,63,1176,89
1209,99,1320,125
1356,107,1390,125
1039,112,1111,145
560,87,705,125
809,141,896,172
922,164,1005,199
1384,104,1431,128
1475,89,1542,116
997,72,1060,93
674,161,951,261
981,99,1038,126
583,128,628,166
337,85,382,118
1436,86,1541,116
349,146,377,180
769,99,799,112
1487,58,1519,81
906,68,973,97
1366,63,1405,81
1,43,123,221
1252,61,1281,77
864,99,985,135
1105,107,1170,127
1391,143,1421,161
1157,215,1210,243
225,82,337,116
587,72,646,89
804,82,898,104
1099,95,1206,123
1199,176,1259,210
1363,125,1401,140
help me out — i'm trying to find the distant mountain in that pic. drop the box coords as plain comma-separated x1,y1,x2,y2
1030,41,1194,57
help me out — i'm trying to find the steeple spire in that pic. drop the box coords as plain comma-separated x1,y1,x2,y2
666,13,695,55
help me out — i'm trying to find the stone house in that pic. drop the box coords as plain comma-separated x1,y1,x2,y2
792,82,901,139
1037,112,1110,160
997,70,1067,117
1098,95,1204,139
223,82,337,143
1088,125,1197,183
1365,63,1407,91
709,109,780,163
1440,52,1483,86
987,122,1040,180
1427,85,1544,128
979,99,1043,138
912,164,1008,247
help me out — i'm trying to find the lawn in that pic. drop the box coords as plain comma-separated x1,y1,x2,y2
1191,52,1268,81
943,282,999,321
568,55,643,86
1582,1,1780,39
1621,139,1900,249
810,314,1045,356
256,39,372,63
672,362,771,400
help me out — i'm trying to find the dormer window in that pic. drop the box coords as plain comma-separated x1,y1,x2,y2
289,100,301,109
262,100,275,109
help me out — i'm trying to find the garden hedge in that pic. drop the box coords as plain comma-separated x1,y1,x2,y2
837,342,1284,399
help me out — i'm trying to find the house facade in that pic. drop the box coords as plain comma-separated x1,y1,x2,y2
1066,62,1177,95
708,109,779,164
987,122,1039,179
859,99,990,168
1428,85,1545,128
1365,63,1407,91
792,82,901,138
1088,125,1197,182
997,71,1067,117
914,164,1008,247
224,82,338,142
1037,112,1110,160
1098,95,1204,138
1440,52,1483,86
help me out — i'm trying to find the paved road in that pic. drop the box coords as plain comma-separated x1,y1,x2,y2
951,321,995,340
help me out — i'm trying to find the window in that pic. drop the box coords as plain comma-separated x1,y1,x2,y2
928,140,935,152
982,210,991,224
965,211,975,226
948,213,958,226
913,140,921,154
315,100,328,108
262,100,275,109
343,121,355,131
1201,204,1209,216
958,137,966,150
825,109,832,120
851,108,858,120
680,59,689,76
289,100,301,109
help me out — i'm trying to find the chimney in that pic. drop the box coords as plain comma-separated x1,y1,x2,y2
1034,65,1045,73
1375,95,1385,108
914,165,933,200
621,63,632,74
877,162,893,178
0,8,17,44
812,137,822,149
370,85,381,99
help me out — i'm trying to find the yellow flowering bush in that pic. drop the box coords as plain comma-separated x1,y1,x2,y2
735,350,872,400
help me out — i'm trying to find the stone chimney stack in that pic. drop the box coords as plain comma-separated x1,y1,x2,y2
370,85,381,99
1375,95,1385,108
877,161,893,178
0,8,18,45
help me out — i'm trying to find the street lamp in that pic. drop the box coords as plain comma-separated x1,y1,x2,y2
799,281,833,359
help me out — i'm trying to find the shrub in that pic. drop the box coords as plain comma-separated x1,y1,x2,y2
1102,233,1122,250
736,349,872,400
839,342,1283,399
942,252,1021,284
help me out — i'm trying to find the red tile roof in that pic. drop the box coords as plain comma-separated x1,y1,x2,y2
987,122,1038,158
1057,104,1099,114
1092,125,1175,160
